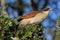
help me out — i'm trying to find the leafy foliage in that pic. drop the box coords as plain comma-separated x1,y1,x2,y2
0,14,13,39
58,16,60,24
17,24,42,40
0,14,42,40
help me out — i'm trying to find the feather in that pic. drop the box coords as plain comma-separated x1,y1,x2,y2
18,8,51,28
21,11,39,19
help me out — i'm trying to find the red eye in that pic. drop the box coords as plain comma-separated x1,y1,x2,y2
21,11,39,19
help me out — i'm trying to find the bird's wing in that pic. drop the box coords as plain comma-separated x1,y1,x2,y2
21,11,39,19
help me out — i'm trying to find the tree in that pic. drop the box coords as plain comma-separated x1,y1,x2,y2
1,0,9,18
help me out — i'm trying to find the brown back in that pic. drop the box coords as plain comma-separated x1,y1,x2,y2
21,11,39,19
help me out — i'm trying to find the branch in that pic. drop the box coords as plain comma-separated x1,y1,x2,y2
1,0,9,18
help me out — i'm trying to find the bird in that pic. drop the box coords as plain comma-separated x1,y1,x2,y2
18,8,51,28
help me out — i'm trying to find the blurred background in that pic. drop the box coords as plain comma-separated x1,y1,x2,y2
0,0,60,40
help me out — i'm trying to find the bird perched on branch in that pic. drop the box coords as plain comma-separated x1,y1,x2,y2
18,8,51,28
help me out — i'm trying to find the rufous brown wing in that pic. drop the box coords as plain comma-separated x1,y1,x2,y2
21,11,39,19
